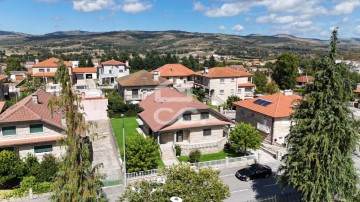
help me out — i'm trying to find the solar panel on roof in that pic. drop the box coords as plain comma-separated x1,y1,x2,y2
258,99,267,105
262,101,272,107
254,99,262,104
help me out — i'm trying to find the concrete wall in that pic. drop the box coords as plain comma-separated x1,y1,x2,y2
80,98,108,121
272,118,291,145
0,122,63,140
18,142,66,160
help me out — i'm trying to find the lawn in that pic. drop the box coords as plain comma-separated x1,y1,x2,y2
111,117,164,168
177,150,242,163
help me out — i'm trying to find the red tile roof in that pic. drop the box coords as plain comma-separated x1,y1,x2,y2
32,72,56,77
139,88,210,132
238,83,255,87
117,70,172,87
353,89,360,93
296,75,314,83
101,59,125,66
155,64,195,77
0,135,63,147
195,67,253,78
72,67,97,73
0,90,65,129
0,101,5,112
159,120,231,132
233,93,302,118
32,57,72,68
0,74,8,80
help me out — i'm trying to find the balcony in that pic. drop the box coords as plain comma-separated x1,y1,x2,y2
257,122,271,134
245,92,254,98
124,94,143,101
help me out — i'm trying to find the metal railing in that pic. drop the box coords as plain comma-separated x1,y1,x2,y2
126,169,160,179
176,138,227,151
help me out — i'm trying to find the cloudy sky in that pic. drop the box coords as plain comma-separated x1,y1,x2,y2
1,0,360,39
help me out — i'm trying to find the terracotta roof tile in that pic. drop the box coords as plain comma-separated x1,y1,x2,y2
117,70,172,87
353,89,360,93
233,93,302,118
0,101,5,112
296,76,314,83
0,74,8,80
238,83,255,87
0,135,63,147
32,57,72,68
101,59,125,66
0,90,65,129
138,88,210,132
72,67,97,73
195,67,253,78
155,64,194,77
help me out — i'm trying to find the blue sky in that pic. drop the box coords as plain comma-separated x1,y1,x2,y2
1,0,360,39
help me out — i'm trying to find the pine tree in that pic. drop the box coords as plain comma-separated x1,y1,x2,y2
87,58,94,67
49,61,105,201
78,58,87,67
279,29,359,202
209,55,216,68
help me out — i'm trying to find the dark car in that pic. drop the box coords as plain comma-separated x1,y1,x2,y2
235,164,272,181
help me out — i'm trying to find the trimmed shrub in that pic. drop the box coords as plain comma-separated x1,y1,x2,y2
37,154,58,182
0,150,24,189
189,149,201,163
175,145,181,156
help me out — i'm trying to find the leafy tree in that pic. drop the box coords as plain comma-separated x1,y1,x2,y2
279,29,359,202
23,154,40,178
209,55,216,67
272,52,299,89
0,150,24,188
129,55,145,72
192,88,205,102
119,164,230,202
181,56,191,69
253,71,268,93
5,56,26,75
126,134,159,173
37,154,59,182
226,95,241,110
189,149,201,163
78,58,87,67
86,58,94,67
189,55,199,71
50,61,105,201
263,80,280,94
229,122,262,153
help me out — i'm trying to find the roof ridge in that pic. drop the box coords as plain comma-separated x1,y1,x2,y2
273,93,282,117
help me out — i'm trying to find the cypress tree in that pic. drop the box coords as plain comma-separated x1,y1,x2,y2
279,29,359,201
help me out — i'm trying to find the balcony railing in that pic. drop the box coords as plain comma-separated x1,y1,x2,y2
257,122,271,134
124,94,143,101
245,92,254,97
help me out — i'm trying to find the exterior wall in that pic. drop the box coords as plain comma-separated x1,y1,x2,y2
163,76,188,85
18,142,65,160
0,80,4,99
99,65,129,86
272,118,291,145
75,72,97,85
120,85,172,103
32,67,72,74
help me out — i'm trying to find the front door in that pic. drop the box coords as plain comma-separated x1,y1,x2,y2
176,130,183,142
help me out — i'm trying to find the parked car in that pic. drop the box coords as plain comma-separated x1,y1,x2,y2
235,164,272,181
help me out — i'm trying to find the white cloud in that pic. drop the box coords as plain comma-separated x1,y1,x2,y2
73,0,115,12
342,17,350,23
332,1,360,15
218,25,226,31
232,24,244,33
193,1,250,17
193,2,204,11
52,16,64,21
355,25,360,35
122,0,152,14
256,14,295,24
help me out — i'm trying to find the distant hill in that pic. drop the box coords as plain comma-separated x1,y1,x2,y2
0,30,359,59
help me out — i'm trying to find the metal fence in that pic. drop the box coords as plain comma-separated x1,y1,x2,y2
126,169,160,179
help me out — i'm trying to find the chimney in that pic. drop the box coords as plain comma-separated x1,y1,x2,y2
35,59,39,64
31,93,38,104
125,60,129,67
283,89,293,96
203,67,209,74
61,116,66,127
153,70,159,81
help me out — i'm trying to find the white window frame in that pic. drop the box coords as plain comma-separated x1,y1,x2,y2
220,78,225,84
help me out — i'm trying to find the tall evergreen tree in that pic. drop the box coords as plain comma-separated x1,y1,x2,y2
279,29,359,202
209,55,216,68
86,57,94,67
272,52,298,89
50,61,105,201
78,58,87,67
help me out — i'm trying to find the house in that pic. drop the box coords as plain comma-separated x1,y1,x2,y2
0,90,66,159
31,57,73,95
116,70,172,104
154,64,194,91
138,87,233,155
98,59,130,87
234,92,301,145
72,67,97,92
8,71,27,82
194,67,255,105
0,74,8,99
296,75,314,87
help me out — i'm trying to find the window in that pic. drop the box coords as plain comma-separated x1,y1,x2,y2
100,69,103,74
203,129,211,136
39,69,45,72
248,77,252,82
30,124,43,133
47,69,50,72
220,78,225,83
238,88,242,94
109,70,112,74
180,77,183,80
183,113,191,121
231,78,235,82
201,112,209,119
119,69,124,73
76,86,86,90
2,126,16,135
219,90,224,95
34,145,53,153
50,86,57,90
86,74,93,79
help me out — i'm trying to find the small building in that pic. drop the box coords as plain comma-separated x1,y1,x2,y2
98,59,130,87
8,71,27,82
0,90,66,159
194,67,255,105
72,67,97,91
296,75,314,87
116,70,172,104
154,64,194,91
138,87,233,155
234,92,301,145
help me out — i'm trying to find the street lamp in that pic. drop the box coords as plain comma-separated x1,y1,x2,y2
122,114,127,187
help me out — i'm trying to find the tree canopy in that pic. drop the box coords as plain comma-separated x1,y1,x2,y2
229,122,262,153
119,164,230,202
253,71,268,94
0,150,24,189
5,56,26,75
272,52,299,89
279,29,359,202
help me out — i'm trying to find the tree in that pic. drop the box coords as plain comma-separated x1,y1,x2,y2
229,122,262,153
86,58,94,67
50,61,105,201
126,134,159,173
209,55,216,67
226,95,241,110
37,154,59,182
272,52,299,89
253,71,268,93
78,58,87,67
0,150,24,189
23,154,41,178
119,164,230,202
263,80,280,94
189,149,201,163
181,56,191,69
5,56,26,75
279,29,359,202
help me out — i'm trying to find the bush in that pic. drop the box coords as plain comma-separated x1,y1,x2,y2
0,150,24,189
23,154,40,177
175,145,181,156
12,176,52,198
189,149,201,163
107,92,142,118
37,154,58,182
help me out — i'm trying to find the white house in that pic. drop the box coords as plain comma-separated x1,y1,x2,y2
98,59,130,87
72,67,97,92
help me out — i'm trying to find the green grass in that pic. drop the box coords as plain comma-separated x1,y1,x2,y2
177,150,243,162
111,117,165,168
